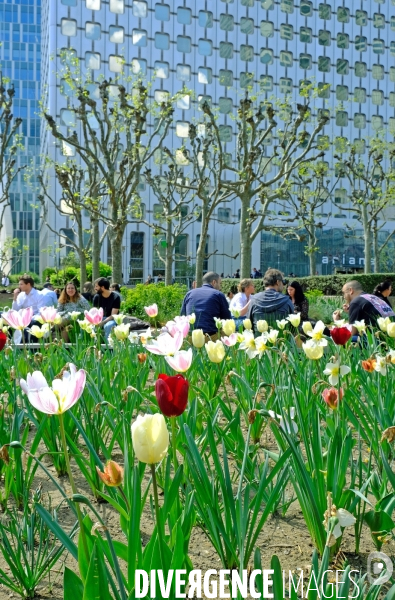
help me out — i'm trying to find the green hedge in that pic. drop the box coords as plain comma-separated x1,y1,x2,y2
221,273,395,296
121,283,187,324
49,262,112,289
9,271,41,284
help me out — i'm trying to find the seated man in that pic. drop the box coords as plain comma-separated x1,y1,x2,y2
40,282,58,307
180,271,231,336
246,268,294,330
333,280,395,336
11,276,43,342
93,277,121,340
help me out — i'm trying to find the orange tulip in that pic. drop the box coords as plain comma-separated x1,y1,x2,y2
96,460,124,487
361,359,376,373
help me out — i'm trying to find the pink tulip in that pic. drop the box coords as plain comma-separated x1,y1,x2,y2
221,333,238,347
39,306,60,324
84,307,104,325
145,331,183,356
20,363,86,415
165,348,193,373
144,304,158,318
3,307,33,330
166,316,190,338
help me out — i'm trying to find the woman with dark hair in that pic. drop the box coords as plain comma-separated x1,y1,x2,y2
373,280,392,308
82,282,94,303
287,280,309,321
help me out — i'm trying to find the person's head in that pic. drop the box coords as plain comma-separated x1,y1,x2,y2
373,280,392,298
43,282,54,291
227,291,234,300
342,280,363,304
263,268,286,292
58,281,80,304
18,276,35,293
94,277,110,294
83,282,93,293
287,280,305,303
238,278,255,296
202,271,221,290
110,283,121,293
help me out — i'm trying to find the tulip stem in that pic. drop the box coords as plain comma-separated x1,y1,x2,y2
170,417,178,470
150,463,167,571
58,413,89,563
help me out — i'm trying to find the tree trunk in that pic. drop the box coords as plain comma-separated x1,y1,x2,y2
240,199,252,278
91,216,100,282
110,232,124,284
308,220,317,276
165,219,173,286
195,206,209,287
373,225,380,273
76,220,88,285
362,205,372,274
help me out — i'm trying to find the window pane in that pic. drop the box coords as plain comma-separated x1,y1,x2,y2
199,11,213,27
61,18,77,36
133,1,147,17
220,42,233,59
133,29,147,46
240,45,254,61
219,97,233,114
154,61,169,78
155,4,170,20
85,22,101,40
177,36,191,53
155,33,169,50
198,67,212,84
176,64,191,81
131,58,146,74
60,109,75,126
110,0,124,13
198,39,212,56
86,0,100,9
280,24,293,40
219,69,233,86
109,25,124,43
219,14,234,31
109,55,124,72
61,0,77,5
260,48,273,64
85,52,101,69
177,8,191,24
240,17,254,34
260,21,274,37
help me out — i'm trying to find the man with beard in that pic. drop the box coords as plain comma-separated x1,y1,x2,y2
93,277,121,339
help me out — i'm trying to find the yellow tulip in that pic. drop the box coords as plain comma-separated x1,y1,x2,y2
131,414,169,464
192,329,205,348
205,340,226,363
387,322,395,338
256,320,268,333
243,319,252,330
222,319,236,336
302,321,313,335
302,340,324,360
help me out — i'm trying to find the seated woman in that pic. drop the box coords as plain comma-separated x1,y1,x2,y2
229,278,255,327
56,282,91,341
286,280,309,321
81,282,94,303
373,280,392,308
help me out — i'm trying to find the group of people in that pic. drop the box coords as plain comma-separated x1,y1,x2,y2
7,275,122,342
180,269,394,339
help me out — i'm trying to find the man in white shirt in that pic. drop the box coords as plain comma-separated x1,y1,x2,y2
12,276,43,341
1,274,10,286
41,283,58,307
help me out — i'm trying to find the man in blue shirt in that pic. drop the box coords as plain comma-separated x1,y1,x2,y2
181,272,231,335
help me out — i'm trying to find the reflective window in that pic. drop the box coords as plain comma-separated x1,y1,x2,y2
131,58,146,74
372,64,384,79
280,51,293,67
280,0,294,14
260,48,274,64
390,92,395,107
261,0,274,8
318,3,331,19
109,55,124,72
110,0,124,13
198,67,212,84
355,10,367,26
240,72,254,88
61,0,77,5
372,115,383,131
372,90,384,105
218,208,232,222
177,36,191,53
391,16,395,30
317,82,330,98
300,27,312,43
177,8,191,24
61,19,77,36
336,59,348,75
85,52,101,70
240,45,254,61
60,109,75,127
155,33,169,50
373,13,385,28
279,78,292,94
240,18,254,34
335,111,348,126
85,22,101,40
220,42,233,59
391,67,395,82
391,42,395,57
155,4,170,21
337,7,349,22
154,61,169,79
280,24,293,40
109,26,124,43
299,54,312,69
176,122,189,138
355,36,367,52
219,126,232,143
337,33,349,49
219,69,233,86
355,62,367,78
220,14,234,31
60,79,73,97
177,95,190,110
354,113,366,129
300,1,313,16
354,139,365,154
318,56,331,72
198,39,212,56
373,39,385,54
133,1,147,17
354,88,366,103
336,85,348,101
199,11,213,27
86,0,100,9
260,75,273,91
176,64,191,81
219,97,233,114
133,29,147,46
241,0,254,5
318,30,331,46
260,21,274,37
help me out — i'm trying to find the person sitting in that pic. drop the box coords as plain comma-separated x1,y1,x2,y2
56,282,91,341
333,280,395,337
229,278,255,327
1,274,10,287
180,271,231,336
286,280,309,321
93,277,121,340
246,268,294,331
110,282,124,301
41,282,58,307
81,282,94,303
373,280,392,308
11,276,43,342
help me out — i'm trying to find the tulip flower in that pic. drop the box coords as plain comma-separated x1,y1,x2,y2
330,326,352,346
267,329,279,344
302,340,324,360
387,322,395,338
68,311,81,320
27,324,51,339
113,323,131,341
276,319,288,330
377,317,391,332
131,413,169,464
222,319,236,336
221,333,238,347
287,313,301,328
243,319,252,330
78,319,96,337
155,373,189,417
20,363,86,415
239,331,258,359
96,460,124,487
165,316,190,339
84,307,104,325
374,355,387,376
192,329,205,348
145,331,183,356
113,313,126,325
139,328,152,345
387,350,395,365
361,358,376,372
302,321,313,335
165,348,193,373
137,352,147,363
323,360,351,386
144,304,158,318
128,331,139,344
353,320,366,334
256,320,268,333
2,307,33,330
322,387,344,410
0,331,7,352
188,313,196,325
38,306,62,324
205,340,226,363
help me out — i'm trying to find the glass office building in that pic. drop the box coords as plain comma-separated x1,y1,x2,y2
40,0,395,278
0,0,41,274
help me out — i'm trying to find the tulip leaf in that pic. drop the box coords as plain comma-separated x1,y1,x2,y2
271,555,284,599
364,510,395,549
83,542,112,600
78,514,95,584
63,567,83,600
376,492,395,515
34,504,78,560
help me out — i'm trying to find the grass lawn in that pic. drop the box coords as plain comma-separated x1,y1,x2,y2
0,294,13,310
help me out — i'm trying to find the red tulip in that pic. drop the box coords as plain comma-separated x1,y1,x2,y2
155,374,189,417
322,387,344,410
0,332,7,351
330,326,352,346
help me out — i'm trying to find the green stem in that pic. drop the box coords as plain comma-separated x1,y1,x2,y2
118,485,130,512
150,463,167,571
170,417,178,470
58,413,89,562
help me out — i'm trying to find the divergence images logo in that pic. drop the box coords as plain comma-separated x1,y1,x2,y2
367,552,393,586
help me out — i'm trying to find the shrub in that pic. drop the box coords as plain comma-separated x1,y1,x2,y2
42,267,56,282
121,283,187,324
82,262,112,283
50,267,79,288
9,271,40,284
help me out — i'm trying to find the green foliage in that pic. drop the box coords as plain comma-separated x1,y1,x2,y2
308,297,340,324
9,271,40,284
304,289,324,300
82,262,112,283
42,267,56,282
50,267,79,288
121,283,187,323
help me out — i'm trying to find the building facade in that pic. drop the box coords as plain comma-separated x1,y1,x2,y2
39,0,395,281
0,0,41,274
